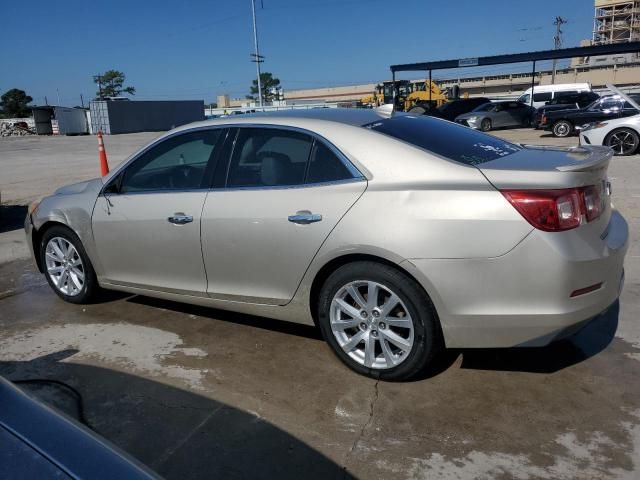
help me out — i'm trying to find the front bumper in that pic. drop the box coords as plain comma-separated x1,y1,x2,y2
405,210,629,348
24,214,38,271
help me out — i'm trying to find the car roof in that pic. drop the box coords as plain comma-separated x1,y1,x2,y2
187,108,389,130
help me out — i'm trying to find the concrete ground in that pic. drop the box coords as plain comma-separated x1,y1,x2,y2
1,128,639,479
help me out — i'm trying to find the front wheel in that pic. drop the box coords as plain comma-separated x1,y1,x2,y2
40,225,101,304
480,118,492,132
605,128,640,156
317,262,442,381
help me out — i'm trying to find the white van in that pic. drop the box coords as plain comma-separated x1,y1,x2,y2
517,83,592,109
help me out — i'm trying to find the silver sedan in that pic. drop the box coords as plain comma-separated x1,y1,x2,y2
455,101,535,131
25,109,628,380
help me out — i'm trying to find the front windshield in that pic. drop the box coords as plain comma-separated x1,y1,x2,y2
473,103,495,112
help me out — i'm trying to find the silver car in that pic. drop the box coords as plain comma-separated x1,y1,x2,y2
455,101,535,131
25,109,628,381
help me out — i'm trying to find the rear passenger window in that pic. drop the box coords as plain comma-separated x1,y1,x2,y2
533,92,552,102
306,142,353,184
227,128,312,187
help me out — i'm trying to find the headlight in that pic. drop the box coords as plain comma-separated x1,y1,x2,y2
582,121,608,131
467,116,477,122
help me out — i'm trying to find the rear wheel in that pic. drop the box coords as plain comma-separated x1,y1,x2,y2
605,128,640,156
40,225,101,304
480,118,492,132
552,120,573,137
317,261,442,381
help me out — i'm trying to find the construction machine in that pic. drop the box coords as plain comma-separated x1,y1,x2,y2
361,80,412,108
404,80,448,111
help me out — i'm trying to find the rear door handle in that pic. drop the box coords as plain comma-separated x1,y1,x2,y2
168,213,193,225
288,211,322,225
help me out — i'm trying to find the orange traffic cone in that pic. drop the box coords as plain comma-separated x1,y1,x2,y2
97,130,110,176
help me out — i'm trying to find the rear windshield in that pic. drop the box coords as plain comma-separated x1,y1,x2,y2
364,115,521,166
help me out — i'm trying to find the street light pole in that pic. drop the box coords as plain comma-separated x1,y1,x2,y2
250,0,263,108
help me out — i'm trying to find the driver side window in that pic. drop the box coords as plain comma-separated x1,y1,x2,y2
119,129,222,193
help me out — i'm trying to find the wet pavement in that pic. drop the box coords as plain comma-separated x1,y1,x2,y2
1,129,640,479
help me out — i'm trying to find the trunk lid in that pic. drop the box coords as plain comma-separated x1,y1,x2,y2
478,144,613,231
477,144,612,190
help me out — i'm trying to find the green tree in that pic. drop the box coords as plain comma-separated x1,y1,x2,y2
249,72,281,103
0,88,33,118
94,70,136,99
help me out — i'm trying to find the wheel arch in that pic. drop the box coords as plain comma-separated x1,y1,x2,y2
32,220,70,273
308,253,440,328
604,126,640,145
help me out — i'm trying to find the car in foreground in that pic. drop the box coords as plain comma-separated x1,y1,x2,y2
0,376,158,479
533,91,600,128
540,94,640,137
25,109,628,380
410,97,491,121
454,101,535,131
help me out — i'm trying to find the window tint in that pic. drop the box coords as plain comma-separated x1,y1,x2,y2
227,128,312,187
307,142,353,184
120,130,221,193
365,115,521,166
533,92,552,102
554,90,578,99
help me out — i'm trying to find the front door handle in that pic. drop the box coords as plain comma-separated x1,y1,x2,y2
168,213,193,225
288,211,322,225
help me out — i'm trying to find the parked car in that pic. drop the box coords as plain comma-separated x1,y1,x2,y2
454,101,535,131
411,97,491,121
533,91,601,128
25,109,628,381
580,87,640,156
540,94,640,137
0,376,159,479
516,83,592,109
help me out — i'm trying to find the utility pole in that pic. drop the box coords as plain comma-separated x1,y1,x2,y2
552,16,568,84
250,0,264,108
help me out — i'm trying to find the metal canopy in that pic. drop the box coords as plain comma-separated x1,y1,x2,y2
390,41,640,73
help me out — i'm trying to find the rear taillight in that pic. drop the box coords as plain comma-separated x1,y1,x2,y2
581,184,602,222
502,186,603,232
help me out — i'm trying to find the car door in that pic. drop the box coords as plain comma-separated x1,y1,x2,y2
92,128,225,295
201,126,367,305
491,103,511,127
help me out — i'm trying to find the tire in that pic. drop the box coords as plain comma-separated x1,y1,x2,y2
40,225,101,304
605,128,640,156
480,118,492,132
552,120,573,138
317,261,443,381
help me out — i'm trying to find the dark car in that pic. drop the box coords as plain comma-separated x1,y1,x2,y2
410,97,491,121
0,376,159,480
534,91,600,128
541,94,640,137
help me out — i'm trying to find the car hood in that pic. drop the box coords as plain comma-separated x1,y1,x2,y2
54,178,103,196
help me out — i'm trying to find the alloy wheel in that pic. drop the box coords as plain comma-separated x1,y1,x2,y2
330,281,414,369
608,130,638,155
45,237,85,296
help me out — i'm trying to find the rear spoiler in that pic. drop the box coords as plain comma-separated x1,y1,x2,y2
519,144,613,172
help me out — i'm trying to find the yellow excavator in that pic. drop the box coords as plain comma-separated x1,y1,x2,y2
361,79,448,111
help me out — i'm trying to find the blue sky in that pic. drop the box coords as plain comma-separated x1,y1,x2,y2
2,0,595,106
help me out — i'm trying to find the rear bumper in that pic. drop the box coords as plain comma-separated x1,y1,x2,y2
405,210,628,348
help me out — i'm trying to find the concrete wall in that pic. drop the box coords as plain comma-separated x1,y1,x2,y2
91,100,204,135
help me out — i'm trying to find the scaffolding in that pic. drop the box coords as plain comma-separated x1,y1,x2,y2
593,1,640,45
